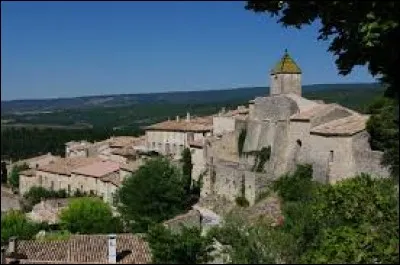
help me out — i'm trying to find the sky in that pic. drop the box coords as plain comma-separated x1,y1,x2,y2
1,1,376,101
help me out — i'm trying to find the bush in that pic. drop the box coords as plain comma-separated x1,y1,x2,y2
235,196,249,207
1,210,41,244
147,224,215,264
273,164,314,202
59,197,123,234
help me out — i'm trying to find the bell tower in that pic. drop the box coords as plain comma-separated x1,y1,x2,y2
270,49,302,96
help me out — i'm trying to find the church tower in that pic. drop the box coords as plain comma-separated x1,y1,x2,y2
270,49,302,96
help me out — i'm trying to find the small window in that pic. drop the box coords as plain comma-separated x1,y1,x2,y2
67,185,71,194
50,181,54,190
296,139,302,147
329,150,334,163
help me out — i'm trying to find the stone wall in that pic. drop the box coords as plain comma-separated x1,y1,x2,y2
191,147,206,181
351,131,390,178
270,73,301,96
251,96,299,121
163,209,202,234
213,116,236,135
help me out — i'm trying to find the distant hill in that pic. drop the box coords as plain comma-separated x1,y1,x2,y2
1,83,382,114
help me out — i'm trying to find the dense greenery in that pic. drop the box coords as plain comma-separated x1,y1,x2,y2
20,187,69,212
245,1,399,101
181,148,193,194
116,158,188,233
210,166,398,264
59,197,123,234
0,127,140,161
8,163,29,190
147,225,215,264
1,210,41,244
366,97,399,181
1,162,7,184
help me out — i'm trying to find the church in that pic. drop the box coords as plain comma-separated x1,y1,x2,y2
199,50,390,205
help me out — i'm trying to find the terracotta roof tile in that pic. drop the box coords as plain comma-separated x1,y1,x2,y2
37,157,102,176
14,234,151,264
111,146,137,157
145,116,212,132
19,169,36,177
290,104,335,121
72,160,120,178
310,115,369,136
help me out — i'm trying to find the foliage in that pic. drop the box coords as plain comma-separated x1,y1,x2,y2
8,163,29,189
213,169,398,264
235,196,249,208
209,214,297,264
1,210,41,244
147,224,215,264
116,158,188,233
251,146,271,172
59,197,123,234
366,97,399,181
20,187,71,213
238,129,247,156
245,1,400,101
1,161,7,184
36,230,71,242
273,164,314,202
181,148,193,195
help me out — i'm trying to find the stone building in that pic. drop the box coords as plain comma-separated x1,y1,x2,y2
201,50,390,206
18,157,143,205
144,113,213,159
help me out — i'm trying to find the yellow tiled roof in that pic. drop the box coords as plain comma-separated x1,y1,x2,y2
271,49,302,74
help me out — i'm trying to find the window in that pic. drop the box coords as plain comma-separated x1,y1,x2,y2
39,175,43,186
329,150,334,163
50,181,54,191
296,139,302,147
67,185,71,195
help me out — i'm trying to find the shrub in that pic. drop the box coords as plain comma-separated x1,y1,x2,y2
235,196,249,207
59,197,123,234
273,164,314,202
1,210,41,244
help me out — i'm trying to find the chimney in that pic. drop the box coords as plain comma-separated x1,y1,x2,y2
176,116,180,122
108,234,117,264
186,112,191,122
8,237,17,254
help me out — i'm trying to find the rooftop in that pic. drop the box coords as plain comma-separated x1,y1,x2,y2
72,160,121,178
310,114,369,136
37,157,102,176
145,116,213,132
12,233,151,264
108,136,143,148
271,49,302,74
19,169,36,177
120,160,144,173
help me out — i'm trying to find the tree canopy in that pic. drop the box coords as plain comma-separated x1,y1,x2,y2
59,197,122,234
116,158,188,232
147,224,215,264
245,1,400,101
1,210,41,244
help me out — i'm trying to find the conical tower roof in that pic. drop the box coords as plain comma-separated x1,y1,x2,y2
271,49,302,74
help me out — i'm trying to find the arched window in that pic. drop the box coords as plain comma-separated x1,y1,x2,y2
329,150,334,163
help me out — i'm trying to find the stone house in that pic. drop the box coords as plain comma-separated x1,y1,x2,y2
144,113,213,159
201,50,390,206
2,234,151,264
10,153,60,172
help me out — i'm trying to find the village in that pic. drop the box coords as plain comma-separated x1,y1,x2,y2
1,51,393,264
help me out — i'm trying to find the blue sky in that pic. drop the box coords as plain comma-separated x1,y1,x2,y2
1,1,375,100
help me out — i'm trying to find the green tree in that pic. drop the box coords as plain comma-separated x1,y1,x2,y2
245,1,400,101
116,158,187,232
8,163,29,190
181,148,193,194
366,97,399,181
1,210,40,244
147,224,215,264
59,197,122,234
